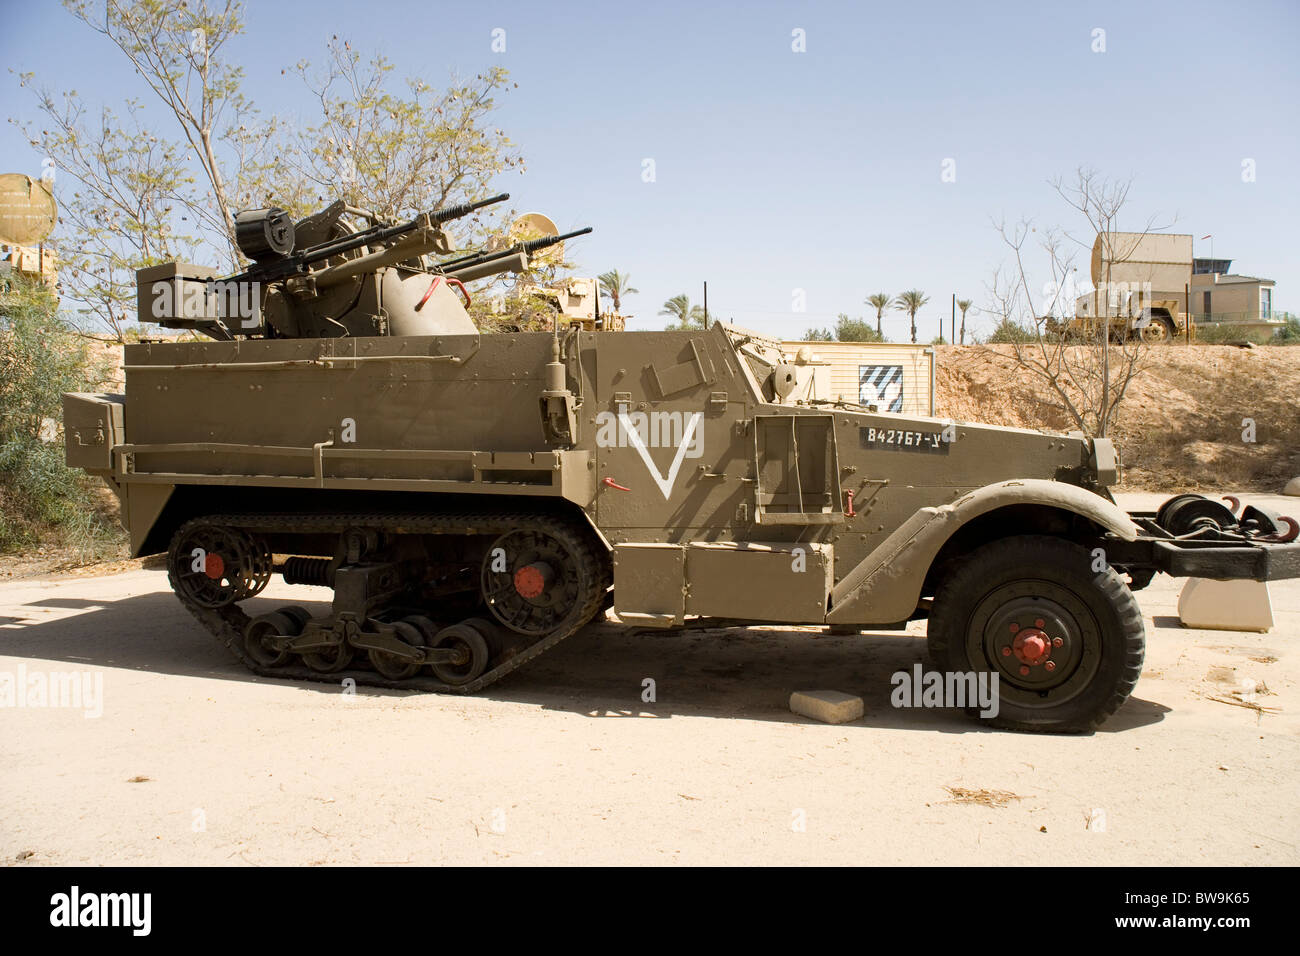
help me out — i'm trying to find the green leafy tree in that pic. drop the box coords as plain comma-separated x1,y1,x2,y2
834,313,884,343
893,289,930,344
865,292,891,337
11,97,196,342
659,294,707,331
282,40,521,229
15,1,523,337
597,270,638,312
802,327,834,341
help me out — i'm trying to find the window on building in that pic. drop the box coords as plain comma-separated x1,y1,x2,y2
1260,287,1272,319
1203,291,1212,318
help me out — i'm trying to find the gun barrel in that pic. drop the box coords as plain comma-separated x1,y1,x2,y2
437,226,593,275
429,192,510,225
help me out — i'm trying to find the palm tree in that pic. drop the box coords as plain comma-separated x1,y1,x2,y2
659,293,708,330
956,298,973,344
893,289,930,344
598,269,638,312
865,292,891,337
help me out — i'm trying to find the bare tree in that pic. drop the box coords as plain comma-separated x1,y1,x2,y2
983,169,1169,438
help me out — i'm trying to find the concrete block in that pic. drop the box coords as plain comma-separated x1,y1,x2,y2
789,690,864,724
1178,577,1274,632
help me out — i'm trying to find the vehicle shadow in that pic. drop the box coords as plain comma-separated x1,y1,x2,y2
1,588,1168,735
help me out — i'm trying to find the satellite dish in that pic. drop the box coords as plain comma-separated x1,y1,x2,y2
0,174,58,245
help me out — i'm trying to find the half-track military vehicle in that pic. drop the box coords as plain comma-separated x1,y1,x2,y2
63,193,1300,732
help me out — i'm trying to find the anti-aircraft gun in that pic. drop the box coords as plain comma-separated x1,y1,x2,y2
139,193,590,340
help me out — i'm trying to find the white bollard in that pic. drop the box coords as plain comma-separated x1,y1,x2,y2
1178,578,1274,632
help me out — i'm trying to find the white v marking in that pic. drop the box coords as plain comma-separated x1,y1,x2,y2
618,410,702,500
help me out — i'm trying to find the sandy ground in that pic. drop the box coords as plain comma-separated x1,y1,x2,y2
1,493,1297,867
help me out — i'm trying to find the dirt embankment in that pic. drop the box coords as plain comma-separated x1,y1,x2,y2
936,345,1300,492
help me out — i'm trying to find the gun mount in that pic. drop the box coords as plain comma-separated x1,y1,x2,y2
139,194,593,340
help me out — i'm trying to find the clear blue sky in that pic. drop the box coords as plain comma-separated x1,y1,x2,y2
3,0,1297,340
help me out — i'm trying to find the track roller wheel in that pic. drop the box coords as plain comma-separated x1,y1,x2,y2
244,611,300,668
278,605,314,631
302,634,354,674
429,620,491,686
370,618,431,681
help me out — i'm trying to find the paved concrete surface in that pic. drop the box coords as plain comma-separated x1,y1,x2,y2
1,493,1296,865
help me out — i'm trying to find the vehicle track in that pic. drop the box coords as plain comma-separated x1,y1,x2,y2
167,511,610,694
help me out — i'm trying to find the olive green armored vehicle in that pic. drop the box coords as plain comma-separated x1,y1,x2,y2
63,194,1300,732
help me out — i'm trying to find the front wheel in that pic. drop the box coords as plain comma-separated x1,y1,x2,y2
927,535,1144,733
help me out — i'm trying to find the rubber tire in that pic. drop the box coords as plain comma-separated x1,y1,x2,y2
926,535,1144,733
1134,314,1175,344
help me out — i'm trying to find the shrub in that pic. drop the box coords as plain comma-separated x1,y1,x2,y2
985,318,1037,344
1272,315,1300,345
0,278,122,557
1195,322,1272,345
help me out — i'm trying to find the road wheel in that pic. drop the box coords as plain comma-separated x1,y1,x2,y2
278,605,313,632
369,618,431,682
429,620,491,686
244,611,299,668
301,635,354,673
927,535,1144,733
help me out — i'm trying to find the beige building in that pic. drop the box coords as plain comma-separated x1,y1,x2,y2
1189,271,1275,324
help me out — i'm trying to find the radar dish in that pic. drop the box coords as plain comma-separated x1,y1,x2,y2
0,174,57,245
509,212,564,263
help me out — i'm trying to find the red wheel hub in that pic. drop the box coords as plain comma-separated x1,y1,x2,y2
1012,627,1051,665
204,553,226,580
513,563,550,599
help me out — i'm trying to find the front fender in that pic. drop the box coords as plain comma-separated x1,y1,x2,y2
826,479,1140,625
